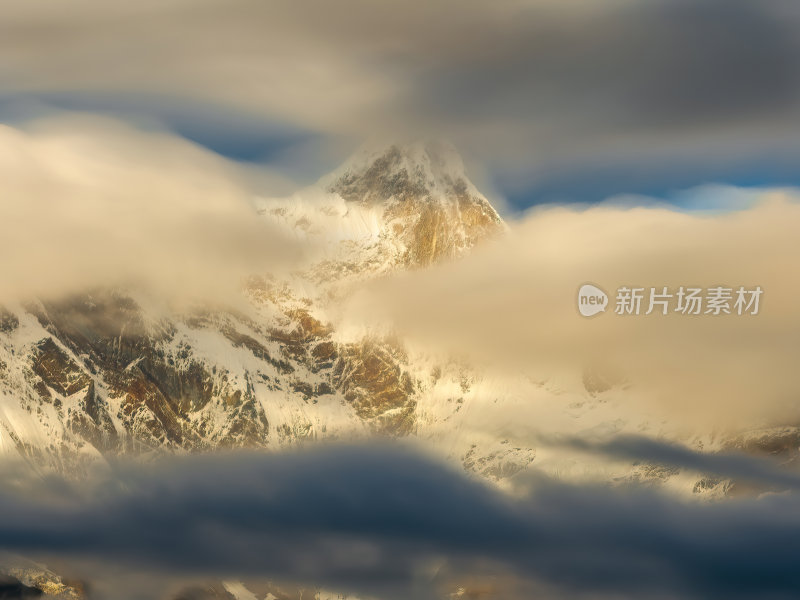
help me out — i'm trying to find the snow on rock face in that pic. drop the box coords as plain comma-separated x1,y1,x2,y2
0,142,526,482
0,290,369,465
0,140,756,498
325,140,481,204
325,141,504,268
258,141,505,276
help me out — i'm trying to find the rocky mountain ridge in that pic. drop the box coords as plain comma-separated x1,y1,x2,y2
0,142,517,478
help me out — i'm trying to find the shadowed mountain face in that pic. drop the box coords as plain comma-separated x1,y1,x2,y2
0,575,42,599
0,560,86,600
0,142,506,473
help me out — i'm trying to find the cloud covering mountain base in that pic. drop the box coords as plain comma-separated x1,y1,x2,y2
2,443,800,600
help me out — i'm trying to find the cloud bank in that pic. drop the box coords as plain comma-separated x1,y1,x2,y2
2,0,799,200
0,115,304,302
347,191,800,430
2,444,800,600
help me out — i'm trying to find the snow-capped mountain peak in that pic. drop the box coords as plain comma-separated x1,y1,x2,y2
323,140,484,205
259,141,505,273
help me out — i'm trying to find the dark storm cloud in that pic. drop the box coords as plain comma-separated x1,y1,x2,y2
0,91,320,164
3,444,800,599
396,0,800,199
416,0,800,129
2,0,800,198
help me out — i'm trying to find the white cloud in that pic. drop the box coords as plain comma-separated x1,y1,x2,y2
345,191,800,430
0,115,304,302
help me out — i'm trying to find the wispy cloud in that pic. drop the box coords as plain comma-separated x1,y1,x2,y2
541,433,800,491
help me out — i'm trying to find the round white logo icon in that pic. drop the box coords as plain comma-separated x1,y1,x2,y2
577,283,608,317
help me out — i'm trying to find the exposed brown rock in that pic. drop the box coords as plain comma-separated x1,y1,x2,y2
270,309,332,345
725,427,800,456
328,143,504,268
289,379,314,399
311,341,337,363
0,307,19,333
114,370,189,448
224,408,269,447
31,338,92,397
333,339,416,434
24,292,276,451
67,382,119,452
330,145,429,205
219,322,294,375
1,563,87,599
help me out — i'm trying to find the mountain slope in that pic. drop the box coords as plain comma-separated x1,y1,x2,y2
324,141,504,267
257,141,504,286
0,141,509,475
0,141,775,499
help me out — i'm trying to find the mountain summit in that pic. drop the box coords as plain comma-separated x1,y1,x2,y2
325,141,503,267
258,141,504,274
326,140,482,205
0,141,512,476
